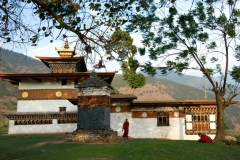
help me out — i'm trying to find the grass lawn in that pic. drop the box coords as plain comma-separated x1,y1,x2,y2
0,127,239,160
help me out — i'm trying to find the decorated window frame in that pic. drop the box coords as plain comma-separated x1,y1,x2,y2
185,106,217,135
157,111,169,126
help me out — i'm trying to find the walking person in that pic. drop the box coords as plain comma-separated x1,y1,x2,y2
122,119,129,140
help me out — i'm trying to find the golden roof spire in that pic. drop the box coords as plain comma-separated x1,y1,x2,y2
55,38,76,57
64,38,69,49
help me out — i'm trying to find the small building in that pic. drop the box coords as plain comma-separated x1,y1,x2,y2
0,40,238,140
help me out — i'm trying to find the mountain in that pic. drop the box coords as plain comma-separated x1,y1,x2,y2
0,48,49,110
0,47,239,135
0,48,49,73
112,74,215,101
149,70,240,99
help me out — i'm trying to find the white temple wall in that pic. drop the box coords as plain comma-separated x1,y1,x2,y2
19,80,75,90
110,113,215,140
17,100,77,112
8,120,77,134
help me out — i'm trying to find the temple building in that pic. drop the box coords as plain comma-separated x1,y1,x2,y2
0,40,238,141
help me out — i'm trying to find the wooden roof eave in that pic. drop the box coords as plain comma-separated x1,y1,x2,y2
0,72,116,85
0,77,20,85
111,94,137,102
67,95,138,105
131,100,239,107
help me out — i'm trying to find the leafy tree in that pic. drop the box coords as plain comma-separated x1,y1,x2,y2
127,73,146,94
0,0,162,64
126,0,240,141
110,29,146,94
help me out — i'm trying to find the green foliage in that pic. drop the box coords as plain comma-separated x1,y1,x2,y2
111,88,120,95
124,0,240,140
235,45,240,61
140,62,156,77
111,29,137,60
230,66,240,83
125,0,240,81
111,29,146,92
127,73,146,89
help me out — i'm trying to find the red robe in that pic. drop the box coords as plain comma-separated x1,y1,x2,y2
198,134,213,143
122,121,129,139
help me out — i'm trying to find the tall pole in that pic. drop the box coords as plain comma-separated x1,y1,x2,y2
204,76,207,100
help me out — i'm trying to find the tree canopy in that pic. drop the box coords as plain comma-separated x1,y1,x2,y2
0,0,164,63
110,29,146,93
125,0,240,141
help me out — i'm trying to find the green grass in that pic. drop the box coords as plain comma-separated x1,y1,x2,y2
0,126,8,134
0,127,239,160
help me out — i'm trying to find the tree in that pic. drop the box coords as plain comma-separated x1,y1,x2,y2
0,0,160,64
127,73,146,94
110,29,146,94
126,0,240,141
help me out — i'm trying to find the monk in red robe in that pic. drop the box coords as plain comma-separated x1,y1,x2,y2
122,119,129,140
198,133,213,143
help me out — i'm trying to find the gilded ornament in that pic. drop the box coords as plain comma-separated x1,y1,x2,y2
22,92,28,98
56,91,62,97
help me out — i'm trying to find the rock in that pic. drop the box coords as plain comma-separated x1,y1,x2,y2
225,135,237,141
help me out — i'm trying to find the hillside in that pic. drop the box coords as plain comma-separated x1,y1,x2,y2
112,74,215,101
0,48,49,125
0,48,239,135
150,70,240,100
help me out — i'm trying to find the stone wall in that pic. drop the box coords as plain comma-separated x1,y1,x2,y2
77,108,110,130
66,129,118,143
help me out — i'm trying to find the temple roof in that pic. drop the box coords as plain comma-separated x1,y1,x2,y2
35,56,87,72
0,72,116,85
35,39,87,73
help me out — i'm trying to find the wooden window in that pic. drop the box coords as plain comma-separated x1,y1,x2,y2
185,113,216,135
74,79,78,85
62,79,67,85
192,114,209,131
59,107,66,112
157,112,169,126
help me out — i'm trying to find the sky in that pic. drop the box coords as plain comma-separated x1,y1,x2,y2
0,0,239,79
0,31,206,77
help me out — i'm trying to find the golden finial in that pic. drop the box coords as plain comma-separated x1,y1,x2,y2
64,38,69,49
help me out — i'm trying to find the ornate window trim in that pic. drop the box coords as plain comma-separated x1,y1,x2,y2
14,119,53,125
185,106,217,135
157,111,169,126
7,112,77,125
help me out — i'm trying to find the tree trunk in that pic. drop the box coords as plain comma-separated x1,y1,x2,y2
214,93,225,141
131,88,135,94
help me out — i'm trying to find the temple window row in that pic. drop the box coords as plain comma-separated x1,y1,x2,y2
7,113,77,120
14,118,78,125
57,119,77,124
14,119,53,125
